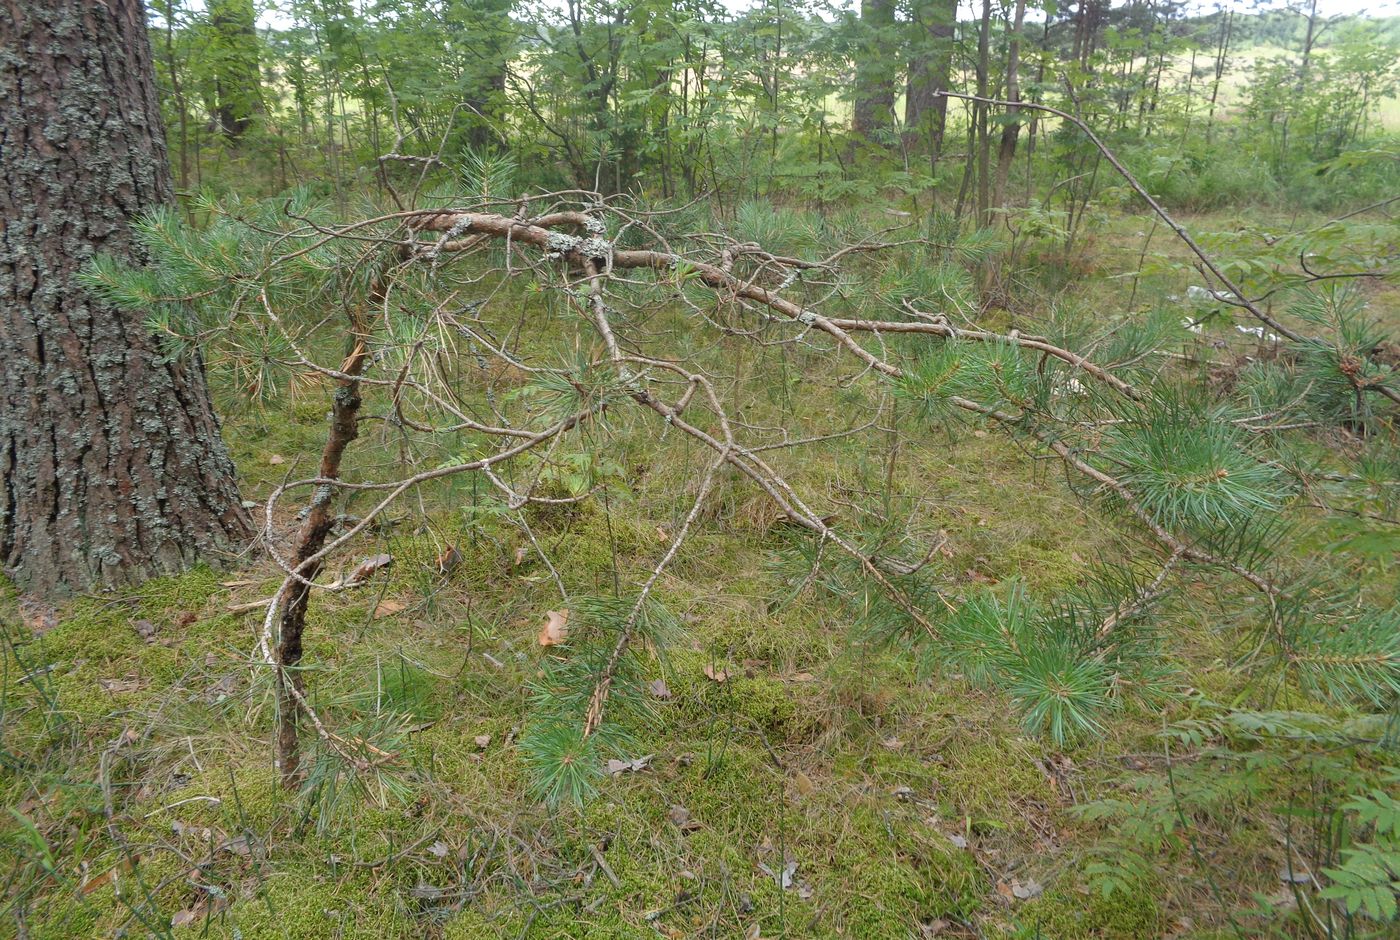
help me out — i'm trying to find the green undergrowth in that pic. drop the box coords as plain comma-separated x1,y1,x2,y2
4,206,1398,938
0,431,1164,938
0,472,1343,938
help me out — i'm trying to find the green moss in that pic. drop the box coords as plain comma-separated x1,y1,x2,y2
841,860,937,935
824,805,984,933
716,673,806,737
201,765,294,833
1002,542,1089,594
8,215,1394,940
365,658,443,723
44,668,129,727
33,605,142,666
1015,882,1164,939
701,599,828,669
407,719,530,793
539,509,654,583
208,870,405,938
670,746,786,847
135,566,227,617
851,747,942,792
30,566,226,668
442,909,518,937
26,892,103,940
661,652,821,743
940,739,1054,829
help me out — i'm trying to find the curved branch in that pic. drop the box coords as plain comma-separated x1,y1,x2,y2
935,91,1400,408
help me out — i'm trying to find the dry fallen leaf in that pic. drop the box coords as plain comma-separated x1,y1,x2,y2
605,754,653,776
793,771,816,796
435,545,462,575
221,835,252,857
1011,878,1044,900
170,820,212,840
80,868,115,896
374,598,408,618
538,608,570,646
98,677,145,694
702,663,728,683
200,673,237,705
758,859,798,890
787,671,817,683
345,553,393,585
512,545,529,567
80,856,139,895
267,454,286,465
474,734,492,750
668,804,700,831
171,908,202,929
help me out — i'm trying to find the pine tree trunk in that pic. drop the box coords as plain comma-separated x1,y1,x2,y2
1205,9,1232,144
1,0,251,597
992,0,1026,212
904,0,957,173
975,0,992,225
208,0,263,139
852,0,897,145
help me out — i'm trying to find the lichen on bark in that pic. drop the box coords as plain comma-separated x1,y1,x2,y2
1,0,251,597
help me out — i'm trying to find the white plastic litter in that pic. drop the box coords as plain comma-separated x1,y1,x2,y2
1236,324,1281,343
1186,285,1232,303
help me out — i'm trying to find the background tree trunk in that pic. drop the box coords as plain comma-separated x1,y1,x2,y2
975,0,992,224
904,0,957,173
208,0,264,139
1205,7,1233,143
992,0,1027,211
1,0,251,597
852,0,897,145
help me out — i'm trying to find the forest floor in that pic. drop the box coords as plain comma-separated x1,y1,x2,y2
2,205,1395,939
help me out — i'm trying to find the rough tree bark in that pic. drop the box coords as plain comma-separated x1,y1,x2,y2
852,0,897,145
904,0,957,172
0,0,251,597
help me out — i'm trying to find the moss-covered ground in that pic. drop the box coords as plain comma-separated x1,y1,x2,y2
2,205,1395,938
